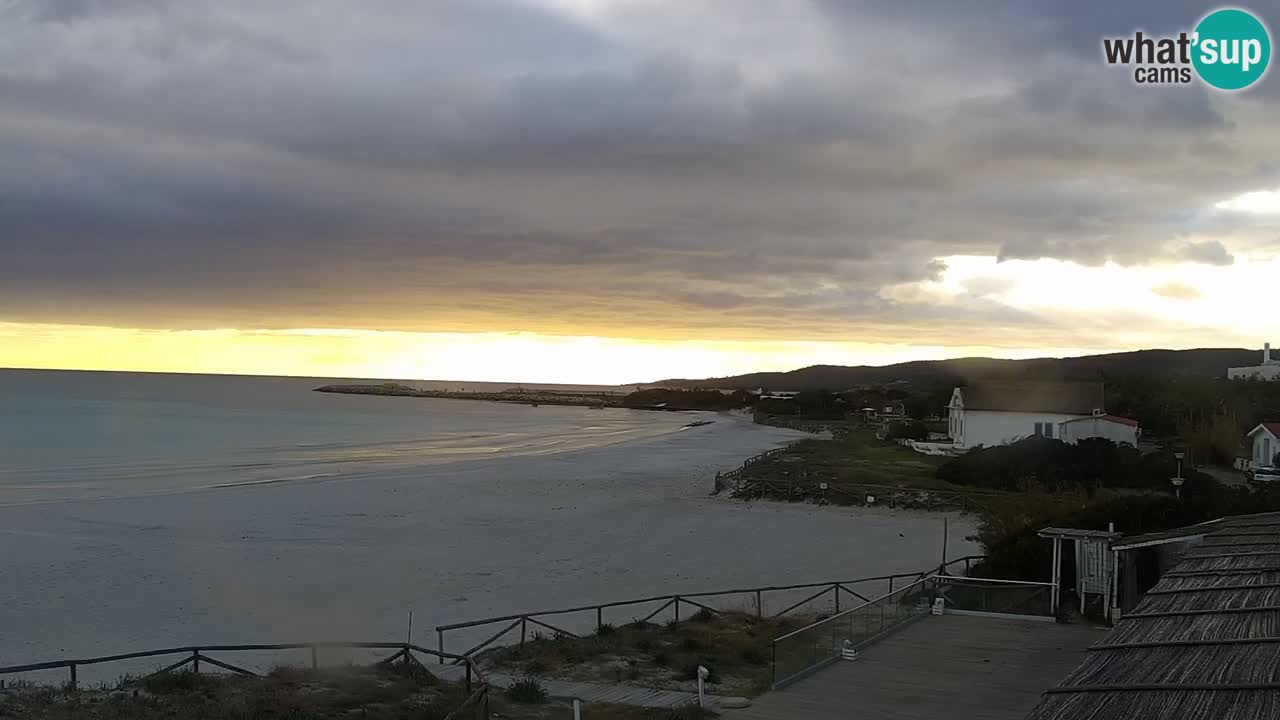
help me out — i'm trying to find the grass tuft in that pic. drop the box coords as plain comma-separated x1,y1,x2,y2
690,608,717,624
506,675,549,704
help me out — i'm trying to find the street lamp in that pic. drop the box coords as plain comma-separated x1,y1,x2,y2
1172,452,1186,499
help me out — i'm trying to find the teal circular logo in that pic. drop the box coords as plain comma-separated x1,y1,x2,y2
1192,8,1272,90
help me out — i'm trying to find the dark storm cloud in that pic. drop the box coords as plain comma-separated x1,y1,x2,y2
0,0,1277,340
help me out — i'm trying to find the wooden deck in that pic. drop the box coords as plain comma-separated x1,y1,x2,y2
730,614,1104,720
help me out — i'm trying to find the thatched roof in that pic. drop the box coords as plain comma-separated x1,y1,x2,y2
1026,512,1280,720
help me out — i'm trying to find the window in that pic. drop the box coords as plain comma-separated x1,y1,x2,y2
1035,421,1055,438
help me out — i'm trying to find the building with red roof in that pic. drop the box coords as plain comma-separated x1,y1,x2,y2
1246,422,1280,468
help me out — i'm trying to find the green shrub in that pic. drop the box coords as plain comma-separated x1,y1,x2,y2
886,420,929,441
635,637,654,652
679,636,703,652
596,622,616,637
690,608,717,623
506,675,548,704
739,647,767,666
652,651,671,667
141,671,214,695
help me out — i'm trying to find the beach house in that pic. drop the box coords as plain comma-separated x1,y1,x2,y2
1246,422,1280,469
947,380,1136,449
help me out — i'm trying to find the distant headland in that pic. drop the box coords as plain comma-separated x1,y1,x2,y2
314,383,622,407
313,383,752,411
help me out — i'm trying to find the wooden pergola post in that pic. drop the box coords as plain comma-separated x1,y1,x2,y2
1050,536,1062,615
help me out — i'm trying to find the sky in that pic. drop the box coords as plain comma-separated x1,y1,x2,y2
2,0,1280,384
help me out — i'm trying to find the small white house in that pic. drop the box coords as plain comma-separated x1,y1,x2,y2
948,381,1114,449
1246,423,1280,469
1229,344,1280,381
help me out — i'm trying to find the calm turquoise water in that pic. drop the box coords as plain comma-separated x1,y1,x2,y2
0,369,677,505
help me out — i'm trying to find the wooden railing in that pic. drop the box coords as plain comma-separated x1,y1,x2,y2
714,441,804,493
0,641,483,695
433,557,986,663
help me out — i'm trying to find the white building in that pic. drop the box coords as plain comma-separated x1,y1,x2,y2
948,381,1137,449
1229,344,1280,381
1246,423,1280,469
1059,414,1141,447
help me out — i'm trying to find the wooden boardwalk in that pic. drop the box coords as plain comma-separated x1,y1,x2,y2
729,614,1104,720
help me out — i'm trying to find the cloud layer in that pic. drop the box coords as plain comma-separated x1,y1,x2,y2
2,0,1279,349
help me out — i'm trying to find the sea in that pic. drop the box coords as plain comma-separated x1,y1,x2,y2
0,369,975,680
0,370,662,506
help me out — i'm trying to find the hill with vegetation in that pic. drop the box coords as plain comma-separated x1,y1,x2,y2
654,348,1261,391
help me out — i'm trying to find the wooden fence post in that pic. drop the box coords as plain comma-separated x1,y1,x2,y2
833,584,840,613
438,630,445,665
310,645,318,669
192,651,200,673
756,590,763,617
520,618,527,648
597,606,603,632
68,663,77,691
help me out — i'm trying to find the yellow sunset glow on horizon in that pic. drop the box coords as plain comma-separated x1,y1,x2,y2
5,254,1277,384
1,321,1115,385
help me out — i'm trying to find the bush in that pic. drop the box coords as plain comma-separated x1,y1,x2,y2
505,675,548,704
937,436,1207,494
596,622,616,637
679,636,703,652
141,671,215,695
886,420,929,441
972,476,1280,581
690,608,716,623
652,651,671,667
635,637,654,652
739,647,767,666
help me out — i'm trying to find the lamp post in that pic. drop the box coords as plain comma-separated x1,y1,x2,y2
1172,452,1186,499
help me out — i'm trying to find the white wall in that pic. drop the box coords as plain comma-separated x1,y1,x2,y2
1229,365,1280,380
1255,432,1278,466
1060,418,1139,447
956,410,1084,449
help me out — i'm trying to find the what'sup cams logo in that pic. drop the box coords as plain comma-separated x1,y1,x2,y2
1103,7,1271,90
